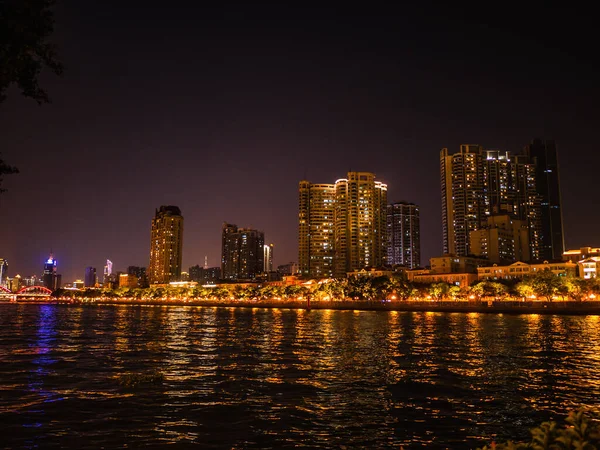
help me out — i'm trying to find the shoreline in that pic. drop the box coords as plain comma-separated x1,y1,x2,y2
5,298,600,315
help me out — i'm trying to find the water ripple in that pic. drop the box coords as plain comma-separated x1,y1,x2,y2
1,304,599,448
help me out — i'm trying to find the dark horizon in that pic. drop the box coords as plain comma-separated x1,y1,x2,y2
1,3,598,282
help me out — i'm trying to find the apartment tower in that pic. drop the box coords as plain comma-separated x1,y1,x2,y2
148,205,184,284
299,172,387,278
221,223,265,281
298,181,335,278
387,202,421,269
440,145,486,256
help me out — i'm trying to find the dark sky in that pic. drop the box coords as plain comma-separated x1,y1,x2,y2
1,3,598,282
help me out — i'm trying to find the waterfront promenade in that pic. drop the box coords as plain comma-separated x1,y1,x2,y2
21,297,600,315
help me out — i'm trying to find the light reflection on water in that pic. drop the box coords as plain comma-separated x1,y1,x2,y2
0,304,599,449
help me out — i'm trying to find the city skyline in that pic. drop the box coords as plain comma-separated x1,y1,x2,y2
0,141,570,284
0,139,582,283
1,5,598,282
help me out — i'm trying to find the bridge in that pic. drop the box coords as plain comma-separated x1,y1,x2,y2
0,285,53,301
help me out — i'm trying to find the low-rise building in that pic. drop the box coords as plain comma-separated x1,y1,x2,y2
563,247,600,263
277,262,299,276
347,268,394,278
408,272,477,288
405,255,485,288
477,261,577,281
578,257,600,279
430,255,488,274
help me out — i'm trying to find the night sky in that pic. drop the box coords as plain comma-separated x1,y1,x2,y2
1,3,598,282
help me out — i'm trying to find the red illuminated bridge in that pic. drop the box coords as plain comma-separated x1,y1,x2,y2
0,285,53,299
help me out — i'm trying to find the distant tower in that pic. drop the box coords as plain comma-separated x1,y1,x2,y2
42,253,61,290
264,243,274,272
103,259,113,283
148,206,184,284
0,258,8,287
84,267,97,287
204,255,208,269
221,223,265,280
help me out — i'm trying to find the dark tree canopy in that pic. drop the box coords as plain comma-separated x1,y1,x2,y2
0,154,19,192
0,0,63,191
0,0,63,104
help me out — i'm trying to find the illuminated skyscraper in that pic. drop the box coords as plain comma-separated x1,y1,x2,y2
299,172,387,278
0,258,7,287
334,172,388,277
148,206,184,284
42,254,61,290
103,259,113,283
440,145,486,256
387,202,420,269
298,181,335,278
264,243,274,272
221,223,265,280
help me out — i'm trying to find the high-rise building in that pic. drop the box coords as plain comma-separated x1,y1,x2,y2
42,254,61,290
221,222,238,280
387,202,420,269
334,172,388,277
299,172,387,278
523,139,564,261
103,260,113,284
263,244,274,273
0,258,8,287
440,143,554,262
221,223,265,280
298,181,335,278
84,267,96,287
513,155,542,261
148,206,184,284
440,145,486,257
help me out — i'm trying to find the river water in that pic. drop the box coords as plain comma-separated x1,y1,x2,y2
1,304,599,449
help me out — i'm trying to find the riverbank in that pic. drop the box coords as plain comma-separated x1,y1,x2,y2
12,298,600,315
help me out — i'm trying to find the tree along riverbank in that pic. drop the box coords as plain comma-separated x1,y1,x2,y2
24,298,600,315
